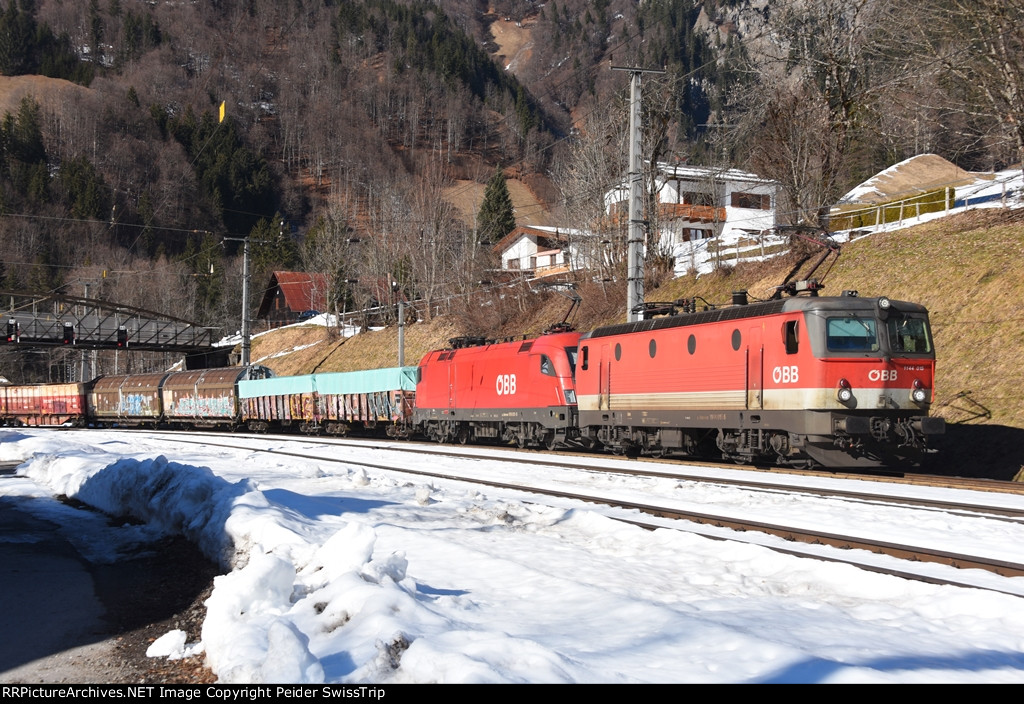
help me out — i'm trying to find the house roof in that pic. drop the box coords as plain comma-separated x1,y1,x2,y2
654,162,776,185
492,225,572,254
257,271,329,318
605,163,779,205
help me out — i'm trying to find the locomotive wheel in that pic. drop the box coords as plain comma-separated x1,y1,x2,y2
457,425,470,445
435,421,455,444
512,424,529,448
543,432,558,451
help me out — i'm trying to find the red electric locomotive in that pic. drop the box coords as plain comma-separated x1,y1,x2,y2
415,328,582,449
574,290,945,468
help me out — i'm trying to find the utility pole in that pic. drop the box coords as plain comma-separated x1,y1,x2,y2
393,281,405,367
224,236,252,366
241,236,251,366
612,64,664,323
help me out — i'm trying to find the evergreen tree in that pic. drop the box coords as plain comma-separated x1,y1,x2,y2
476,168,515,245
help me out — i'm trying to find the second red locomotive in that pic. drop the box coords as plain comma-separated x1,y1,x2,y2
414,328,581,449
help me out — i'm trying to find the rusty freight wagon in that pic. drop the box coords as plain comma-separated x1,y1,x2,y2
0,382,87,426
161,366,273,428
238,366,419,437
89,373,169,427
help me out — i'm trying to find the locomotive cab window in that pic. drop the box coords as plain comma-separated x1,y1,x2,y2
540,355,554,376
565,347,578,374
826,317,879,352
784,321,799,355
887,316,932,354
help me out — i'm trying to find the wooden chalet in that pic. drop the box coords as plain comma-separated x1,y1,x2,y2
256,271,329,327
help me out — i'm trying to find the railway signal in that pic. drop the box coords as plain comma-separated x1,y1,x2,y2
6,319,18,343
116,326,128,348
63,323,75,345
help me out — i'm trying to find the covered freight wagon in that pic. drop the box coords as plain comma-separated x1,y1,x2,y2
162,365,273,427
0,382,86,426
89,373,169,427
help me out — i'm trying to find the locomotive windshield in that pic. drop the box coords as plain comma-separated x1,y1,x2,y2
824,313,933,355
886,315,932,354
826,317,879,352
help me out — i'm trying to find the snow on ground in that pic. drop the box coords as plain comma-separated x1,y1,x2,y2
2,429,1024,684
216,316,383,354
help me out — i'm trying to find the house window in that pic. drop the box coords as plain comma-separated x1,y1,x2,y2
731,192,771,209
681,228,711,242
681,191,716,206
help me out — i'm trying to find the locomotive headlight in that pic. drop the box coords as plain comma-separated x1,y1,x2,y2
836,378,853,403
876,296,891,320
911,379,928,404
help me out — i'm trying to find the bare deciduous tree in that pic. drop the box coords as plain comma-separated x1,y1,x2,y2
725,0,898,223
903,0,1024,173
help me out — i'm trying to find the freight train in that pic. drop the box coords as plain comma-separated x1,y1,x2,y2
0,289,945,470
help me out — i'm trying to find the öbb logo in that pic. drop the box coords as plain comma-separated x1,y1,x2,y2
868,369,898,382
496,374,517,395
772,366,799,384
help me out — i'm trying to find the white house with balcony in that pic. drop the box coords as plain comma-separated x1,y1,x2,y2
605,163,780,275
491,225,588,282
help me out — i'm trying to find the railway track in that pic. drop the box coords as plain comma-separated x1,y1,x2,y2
136,429,1024,519
66,430,1024,597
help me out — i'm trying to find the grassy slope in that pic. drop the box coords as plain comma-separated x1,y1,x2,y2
251,208,1024,478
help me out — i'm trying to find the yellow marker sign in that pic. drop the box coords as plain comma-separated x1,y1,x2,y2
219,101,225,123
